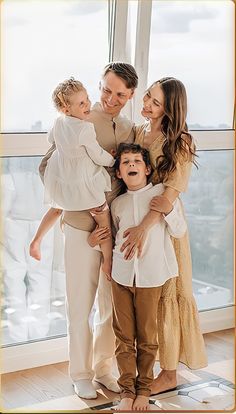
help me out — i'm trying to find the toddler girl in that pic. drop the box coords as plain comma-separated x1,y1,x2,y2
30,77,114,277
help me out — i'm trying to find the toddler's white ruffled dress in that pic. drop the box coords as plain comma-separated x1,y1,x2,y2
44,115,114,211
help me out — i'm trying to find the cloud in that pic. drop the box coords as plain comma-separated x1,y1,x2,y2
151,2,218,33
65,0,106,16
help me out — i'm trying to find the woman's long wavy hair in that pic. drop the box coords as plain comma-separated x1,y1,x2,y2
150,77,197,182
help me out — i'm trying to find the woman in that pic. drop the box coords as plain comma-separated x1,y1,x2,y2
122,77,207,394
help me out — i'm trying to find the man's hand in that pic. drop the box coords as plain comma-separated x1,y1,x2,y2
150,195,173,215
120,225,148,260
88,226,111,248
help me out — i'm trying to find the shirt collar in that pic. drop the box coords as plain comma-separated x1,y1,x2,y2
91,102,123,123
127,183,153,195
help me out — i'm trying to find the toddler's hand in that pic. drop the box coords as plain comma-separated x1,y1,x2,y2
90,202,107,216
110,148,117,157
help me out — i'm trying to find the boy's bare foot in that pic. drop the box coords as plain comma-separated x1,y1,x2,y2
114,397,134,411
151,369,177,395
133,395,150,411
29,240,41,261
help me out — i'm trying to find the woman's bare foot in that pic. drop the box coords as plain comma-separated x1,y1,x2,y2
151,369,177,395
133,395,150,411
29,239,41,261
114,397,134,411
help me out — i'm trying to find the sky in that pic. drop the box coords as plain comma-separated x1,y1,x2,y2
1,0,234,132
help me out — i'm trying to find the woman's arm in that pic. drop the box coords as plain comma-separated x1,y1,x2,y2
150,187,180,211
121,187,180,260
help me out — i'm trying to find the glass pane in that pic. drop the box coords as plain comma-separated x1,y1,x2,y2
128,0,138,66
2,0,109,133
148,1,234,129
1,156,66,346
182,149,234,311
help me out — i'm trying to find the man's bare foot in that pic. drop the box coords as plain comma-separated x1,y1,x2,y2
29,240,41,261
151,369,177,395
133,395,150,411
114,397,134,411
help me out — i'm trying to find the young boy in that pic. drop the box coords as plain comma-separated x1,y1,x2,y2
111,143,187,411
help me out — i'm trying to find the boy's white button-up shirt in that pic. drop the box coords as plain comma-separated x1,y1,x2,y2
111,183,187,288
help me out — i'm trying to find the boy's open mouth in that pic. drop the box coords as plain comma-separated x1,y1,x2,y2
128,171,138,176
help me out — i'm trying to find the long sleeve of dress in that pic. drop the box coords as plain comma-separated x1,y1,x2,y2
164,199,187,238
80,123,115,167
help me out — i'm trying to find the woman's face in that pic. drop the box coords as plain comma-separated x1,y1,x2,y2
141,83,165,121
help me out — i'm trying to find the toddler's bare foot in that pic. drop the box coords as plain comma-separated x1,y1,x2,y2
101,259,112,281
114,397,134,411
29,240,41,261
133,395,150,411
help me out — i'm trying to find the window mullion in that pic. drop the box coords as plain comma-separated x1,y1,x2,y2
133,0,152,123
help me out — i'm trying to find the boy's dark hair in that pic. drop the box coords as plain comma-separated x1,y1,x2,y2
102,62,138,89
114,143,151,172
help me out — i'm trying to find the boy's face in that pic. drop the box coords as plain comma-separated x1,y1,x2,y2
117,152,151,191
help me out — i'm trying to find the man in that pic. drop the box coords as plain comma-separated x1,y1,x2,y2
39,62,138,399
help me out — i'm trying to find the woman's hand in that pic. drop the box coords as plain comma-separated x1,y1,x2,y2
88,226,111,248
150,195,173,215
120,225,148,260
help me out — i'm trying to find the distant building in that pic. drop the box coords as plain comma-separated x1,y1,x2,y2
31,120,42,131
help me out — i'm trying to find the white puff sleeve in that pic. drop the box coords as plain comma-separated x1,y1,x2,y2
79,122,115,167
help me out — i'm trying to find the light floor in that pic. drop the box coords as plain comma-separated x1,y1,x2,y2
1,329,235,412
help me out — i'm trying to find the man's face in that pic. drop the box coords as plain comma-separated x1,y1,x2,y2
100,72,134,116
117,152,151,191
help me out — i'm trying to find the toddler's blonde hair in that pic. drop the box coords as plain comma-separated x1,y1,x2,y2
52,77,85,111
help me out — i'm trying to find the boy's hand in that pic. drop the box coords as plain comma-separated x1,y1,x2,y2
88,226,111,248
150,195,173,215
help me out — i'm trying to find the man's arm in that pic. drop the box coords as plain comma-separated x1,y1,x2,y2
39,142,56,183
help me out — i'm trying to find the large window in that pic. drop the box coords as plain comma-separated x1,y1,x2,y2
1,0,234,370
2,0,109,132
1,156,66,346
182,149,234,310
148,0,234,129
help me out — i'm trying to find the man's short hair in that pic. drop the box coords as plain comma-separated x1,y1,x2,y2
103,62,138,89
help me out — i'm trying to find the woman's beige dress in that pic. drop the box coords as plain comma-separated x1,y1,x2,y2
135,124,207,370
